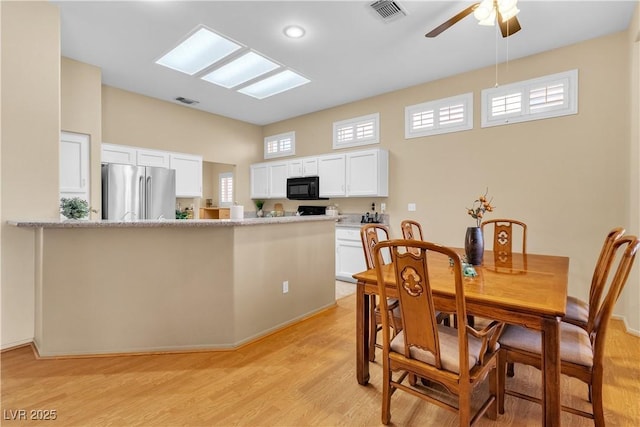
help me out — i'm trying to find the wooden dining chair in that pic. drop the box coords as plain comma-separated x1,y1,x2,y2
360,224,401,362
563,227,625,331
400,219,424,241
481,219,527,263
373,239,504,426
497,235,639,426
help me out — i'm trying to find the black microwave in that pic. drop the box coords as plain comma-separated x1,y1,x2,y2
287,176,327,200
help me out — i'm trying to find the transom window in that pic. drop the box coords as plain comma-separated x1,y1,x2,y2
333,113,380,149
481,69,578,128
264,131,295,159
405,93,473,139
219,172,233,207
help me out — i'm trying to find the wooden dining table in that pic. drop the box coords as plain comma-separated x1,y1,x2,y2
353,249,569,427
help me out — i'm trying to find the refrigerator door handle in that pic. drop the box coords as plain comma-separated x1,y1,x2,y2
146,176,152,219
139,175,145,219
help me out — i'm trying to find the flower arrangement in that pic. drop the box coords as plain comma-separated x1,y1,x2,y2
60,197,95,220
466,189,494,227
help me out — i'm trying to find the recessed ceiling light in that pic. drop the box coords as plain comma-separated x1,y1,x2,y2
156,27,242,75
283,25,305,39
238,70,310,99
202,51,280,89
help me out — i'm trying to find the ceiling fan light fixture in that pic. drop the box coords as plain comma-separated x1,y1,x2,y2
473,0,496,25
499,5,520,21
477,9,496,26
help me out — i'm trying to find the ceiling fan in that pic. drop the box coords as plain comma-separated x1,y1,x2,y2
425,0,522,38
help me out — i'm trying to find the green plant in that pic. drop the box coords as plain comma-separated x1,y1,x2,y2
466,189,495,227
60,197,94,219
254,200,265,210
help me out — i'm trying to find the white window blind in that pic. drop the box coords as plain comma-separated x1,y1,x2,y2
219,172,233,206
481,69,578,128
405,93,473,139
264,131,295,159
333,113,379,149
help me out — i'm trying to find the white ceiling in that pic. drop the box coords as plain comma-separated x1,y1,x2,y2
54,0,637,126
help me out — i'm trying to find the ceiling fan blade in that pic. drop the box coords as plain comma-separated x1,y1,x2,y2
425,3,480,38
497,13,522,38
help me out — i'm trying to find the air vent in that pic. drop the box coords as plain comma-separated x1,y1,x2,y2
175,96,199,105
370,0,407,22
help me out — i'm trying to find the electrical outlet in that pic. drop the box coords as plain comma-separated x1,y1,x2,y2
408,203,416,212
380,202,386,213
282,280,289,294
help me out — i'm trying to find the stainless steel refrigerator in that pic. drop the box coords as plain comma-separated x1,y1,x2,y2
102,163,176,220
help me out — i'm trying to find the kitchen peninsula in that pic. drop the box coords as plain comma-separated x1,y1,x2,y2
9,216,336,357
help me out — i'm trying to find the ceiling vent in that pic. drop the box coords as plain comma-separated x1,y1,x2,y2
370,0,407,22
175,96,199,105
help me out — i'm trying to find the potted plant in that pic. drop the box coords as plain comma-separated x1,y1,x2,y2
254,200,265,217
464,189,495,265
60,197,94,220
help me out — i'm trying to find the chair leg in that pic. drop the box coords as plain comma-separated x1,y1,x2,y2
497,349,506,415
381,365,392,425
488,365,498,420
592,377,605,427
458,384,472,426
506,362,515,377
368,296,377,362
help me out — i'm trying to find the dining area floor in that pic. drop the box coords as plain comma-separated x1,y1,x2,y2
1,291,639,426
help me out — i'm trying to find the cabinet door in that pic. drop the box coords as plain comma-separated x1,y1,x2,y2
346,149,389,197
170,153,202,197
60,132,90,201
318,154,346,197
335,240,366,283
302,157,319,176
137,149,170,168
268,162,289,199
102,143,136,165
288,159,303,178
250,163,269,199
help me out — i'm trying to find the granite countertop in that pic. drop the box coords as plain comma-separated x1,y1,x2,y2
7,215,344,229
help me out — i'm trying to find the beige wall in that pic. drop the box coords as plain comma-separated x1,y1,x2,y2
265,32,639,332
61,58,102,218
622,5,640,332
1,1,60,348
101,86,262,210
1,1,639,349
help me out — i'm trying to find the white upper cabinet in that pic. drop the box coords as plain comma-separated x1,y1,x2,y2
170,153,202,198
60,132,90,201
288,157,319,177
250,147,389,199
268,161,289,199
102,143,203,198
318,154,346,197
250,163,270,199
137,149,170,168
102,143,136,165
345,148,389,197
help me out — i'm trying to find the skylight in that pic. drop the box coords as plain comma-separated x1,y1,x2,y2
157,26,310,100
201,51,280,89
238,70,310,100
156,27,242,75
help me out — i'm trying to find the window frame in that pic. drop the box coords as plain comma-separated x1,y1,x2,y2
218,172,233,207
264,131,296,159
332,113,380,149
404,93,473,139
481,69,578,128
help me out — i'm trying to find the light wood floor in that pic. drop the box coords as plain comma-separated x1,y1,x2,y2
2,294,639,426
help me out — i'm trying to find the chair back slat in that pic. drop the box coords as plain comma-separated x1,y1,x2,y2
360,224,390,269
374,240,470,375
587,227,625,331
591,236,639,361
481,219,527,261
400,220,424,241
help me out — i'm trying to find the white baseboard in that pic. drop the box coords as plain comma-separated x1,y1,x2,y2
0,338,33,352
612,314,640,337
